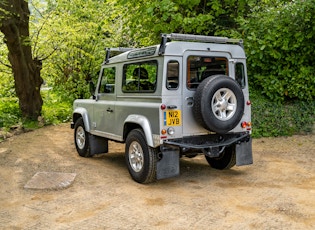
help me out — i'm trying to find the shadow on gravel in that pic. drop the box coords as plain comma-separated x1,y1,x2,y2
86,151,248,185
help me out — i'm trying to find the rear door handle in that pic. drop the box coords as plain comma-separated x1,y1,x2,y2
185,97,194,107
106,108,113,113
167,105,177,109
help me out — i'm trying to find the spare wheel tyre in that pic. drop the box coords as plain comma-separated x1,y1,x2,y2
193,75,244,134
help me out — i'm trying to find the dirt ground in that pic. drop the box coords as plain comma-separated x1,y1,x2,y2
0,123,314,230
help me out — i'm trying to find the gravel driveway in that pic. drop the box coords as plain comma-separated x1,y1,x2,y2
0,123,314,229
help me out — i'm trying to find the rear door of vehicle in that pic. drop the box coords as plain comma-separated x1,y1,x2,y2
182,51,231,135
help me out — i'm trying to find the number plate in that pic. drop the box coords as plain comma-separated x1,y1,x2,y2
165,110,181,126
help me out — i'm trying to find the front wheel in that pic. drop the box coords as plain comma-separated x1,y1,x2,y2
205,145,236,170
74,117,91,157
125,129,158,184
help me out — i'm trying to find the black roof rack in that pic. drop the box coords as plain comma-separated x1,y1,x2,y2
104,33,243,62
158,33,243,55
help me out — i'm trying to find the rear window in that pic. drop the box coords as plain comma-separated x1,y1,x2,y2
187,56,227,89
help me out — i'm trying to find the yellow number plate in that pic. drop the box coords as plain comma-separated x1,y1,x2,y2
166,110,181,126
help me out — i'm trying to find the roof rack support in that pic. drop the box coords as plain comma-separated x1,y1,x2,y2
158,34,168,55
104,47,134,64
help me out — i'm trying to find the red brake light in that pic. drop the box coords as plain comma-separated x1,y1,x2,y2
241,121,252,129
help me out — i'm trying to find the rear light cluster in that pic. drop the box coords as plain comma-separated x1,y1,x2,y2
241,100,252,130
241,121,252,129
160,104,176,137
161,104,167,137
160,104,167,110
161,127,175,135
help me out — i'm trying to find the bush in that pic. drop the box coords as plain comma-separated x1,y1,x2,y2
0,90,72,131
251,89,315,137
0,97,21,128
41,90,72,125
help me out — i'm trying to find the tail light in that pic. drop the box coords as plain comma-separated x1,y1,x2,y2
241,121,252,129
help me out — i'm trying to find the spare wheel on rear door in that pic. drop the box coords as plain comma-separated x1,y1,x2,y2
193,75,244,134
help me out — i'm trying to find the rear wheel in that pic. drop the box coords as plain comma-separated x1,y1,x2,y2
205,145,236,170
74,117,91,157
125,129,157,184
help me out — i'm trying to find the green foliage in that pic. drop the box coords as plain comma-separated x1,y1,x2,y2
0,90,72,131
0,97,21,128
251,89,315,137
1,0,314,138
0,35,14,98
115,0,270,46
41,90,72,125
112,0,293,47
0,73,15,98
30,0,116,101
240,0,315,101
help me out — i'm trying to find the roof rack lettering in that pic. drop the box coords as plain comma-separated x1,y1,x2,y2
127,47,156,59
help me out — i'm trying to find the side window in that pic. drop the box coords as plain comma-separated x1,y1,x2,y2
235,63,246,88
99,67,116,93
122,60,157,93
187,56,227,89
166,61,179,90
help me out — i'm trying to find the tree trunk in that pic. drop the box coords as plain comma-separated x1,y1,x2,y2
0,0,43,120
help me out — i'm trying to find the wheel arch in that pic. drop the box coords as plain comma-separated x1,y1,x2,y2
72,107,91,132
123,115,155,147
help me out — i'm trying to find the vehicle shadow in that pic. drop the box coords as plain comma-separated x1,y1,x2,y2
90,150,248,185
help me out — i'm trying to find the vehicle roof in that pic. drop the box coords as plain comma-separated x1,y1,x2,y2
105,41,246,65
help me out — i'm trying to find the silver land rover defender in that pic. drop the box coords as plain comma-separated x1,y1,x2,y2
71,33,253,184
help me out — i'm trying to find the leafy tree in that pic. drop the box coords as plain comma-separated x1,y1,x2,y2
114,0,285,46
35,0,117,101
0,0,43,120
240,0,315,101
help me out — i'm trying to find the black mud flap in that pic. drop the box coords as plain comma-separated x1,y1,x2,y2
236,137,253,166
156,148,180,180
89,134,108,155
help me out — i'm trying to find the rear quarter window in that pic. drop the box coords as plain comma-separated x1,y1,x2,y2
122,60,158,93
235,63,246,88
166,60,179,90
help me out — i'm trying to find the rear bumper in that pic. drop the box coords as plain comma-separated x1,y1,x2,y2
163,132,250,149
163,132,253,166
157,132,252,179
